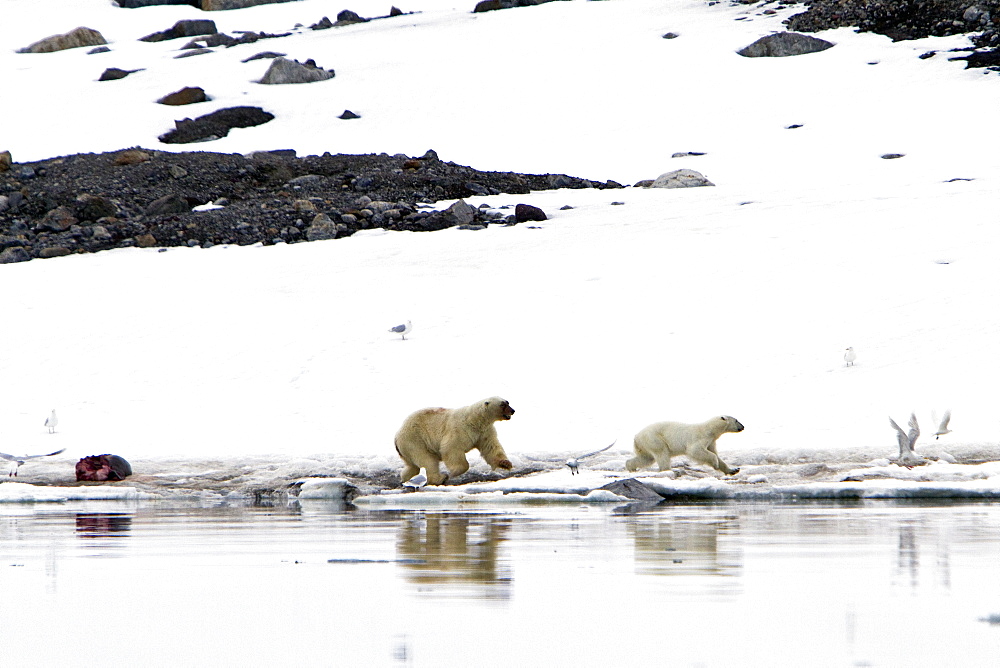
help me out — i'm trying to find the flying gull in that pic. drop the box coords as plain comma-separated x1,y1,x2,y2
889,413,922,465
1,448,66,477
44,409,58,434
389,320,412,340
402,467,427,491
934,410,952,439
566,441,615,475
844,347,857,367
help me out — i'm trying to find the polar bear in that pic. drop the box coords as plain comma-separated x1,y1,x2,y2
626,415,744,475
395,396,515,485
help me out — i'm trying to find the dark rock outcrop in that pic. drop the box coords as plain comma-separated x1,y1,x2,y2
140,20,218,42
737,32,834,57
258,57,335,84
157,87,209,105
158,106,275,144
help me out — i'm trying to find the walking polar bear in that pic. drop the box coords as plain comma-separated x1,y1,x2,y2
395,396,515,486
626,415,744,475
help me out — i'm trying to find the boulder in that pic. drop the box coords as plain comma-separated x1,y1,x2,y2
136,233,158,247
737,32,834,58
305,213,344,241
0,151,11,172
38,247,72,259
259,57,335,84
201,0,295,9
650,169,714,189
144,194,190,217
98,68,141,81
36,206,78,232
19,27,107,54
0,247,31,264
113,149,152,166
140,20,217,42
118,1,199,7
514,203,547,222
76,194,118,221
157,87,209,106
444,199,476,226
336,9,368,25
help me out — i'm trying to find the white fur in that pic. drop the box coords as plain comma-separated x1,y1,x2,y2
626,415,744,475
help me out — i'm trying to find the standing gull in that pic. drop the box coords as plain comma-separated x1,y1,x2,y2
402,467,427,491
44,409,58,434
844,347,857,367
889,413,922,465
566,441,615,475
389,320,412,340
934,410,952,439
1,448,66,477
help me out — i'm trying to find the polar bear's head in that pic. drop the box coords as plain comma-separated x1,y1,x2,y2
717,416,744,433
482,397,515,421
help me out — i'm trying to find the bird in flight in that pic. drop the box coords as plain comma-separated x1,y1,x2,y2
44,409,58,434
566,441,615,475
389,320,412,340
934,410,952,439
889,413,921,464
1,448,66,477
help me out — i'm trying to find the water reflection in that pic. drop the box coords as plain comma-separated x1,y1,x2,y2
623,510,742,586
75,513,132,538
395,513,513,600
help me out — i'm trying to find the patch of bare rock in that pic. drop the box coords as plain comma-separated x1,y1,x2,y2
0,149,621,263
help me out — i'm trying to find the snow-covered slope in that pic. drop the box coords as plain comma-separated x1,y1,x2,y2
1,0,998,500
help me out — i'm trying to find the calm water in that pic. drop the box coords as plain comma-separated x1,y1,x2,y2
2,499,999,667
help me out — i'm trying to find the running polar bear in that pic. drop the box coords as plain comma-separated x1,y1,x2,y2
626,415,744,475
395,396,515,486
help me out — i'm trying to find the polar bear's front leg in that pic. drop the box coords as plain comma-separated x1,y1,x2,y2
689,440,739,475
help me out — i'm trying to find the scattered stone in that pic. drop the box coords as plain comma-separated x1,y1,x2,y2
514,203,547,222
390,6,404,16
662,32,679,39
786,123,804,129
38,247,71,259
650,168,715,188
293,199,317,212
737,32,834,57
0,151,11,172
169,165,189,178
310,16,335,30
140,20,218,43
175,48,213,59
339,109,361,120
114,149,152,166
201,0,295,9
36,206,78,232
336,9,368,25
145,194,190,216
88,46,111,54
259,57,335,84
559,205,574,210
98,68,141,81
305,213,343,240
76,194,118,220
919,51,937,59
135,233,158,247
473,0,557,12
18,27,107,54
159,106,275,144
881,153,905,159
671,151,706,158
157,87,209,106
242,51,285,62
444,199,476,226
0,247,31,264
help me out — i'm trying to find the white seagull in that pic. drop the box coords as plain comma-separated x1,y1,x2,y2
934,410,952,439
844,347,857,367
402,467,427,491
44,409,58,433
889,413,921,464
0,448,66,477
566,441,615,475
389,320,412,340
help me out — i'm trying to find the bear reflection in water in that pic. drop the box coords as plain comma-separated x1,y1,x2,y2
395,514,513,599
